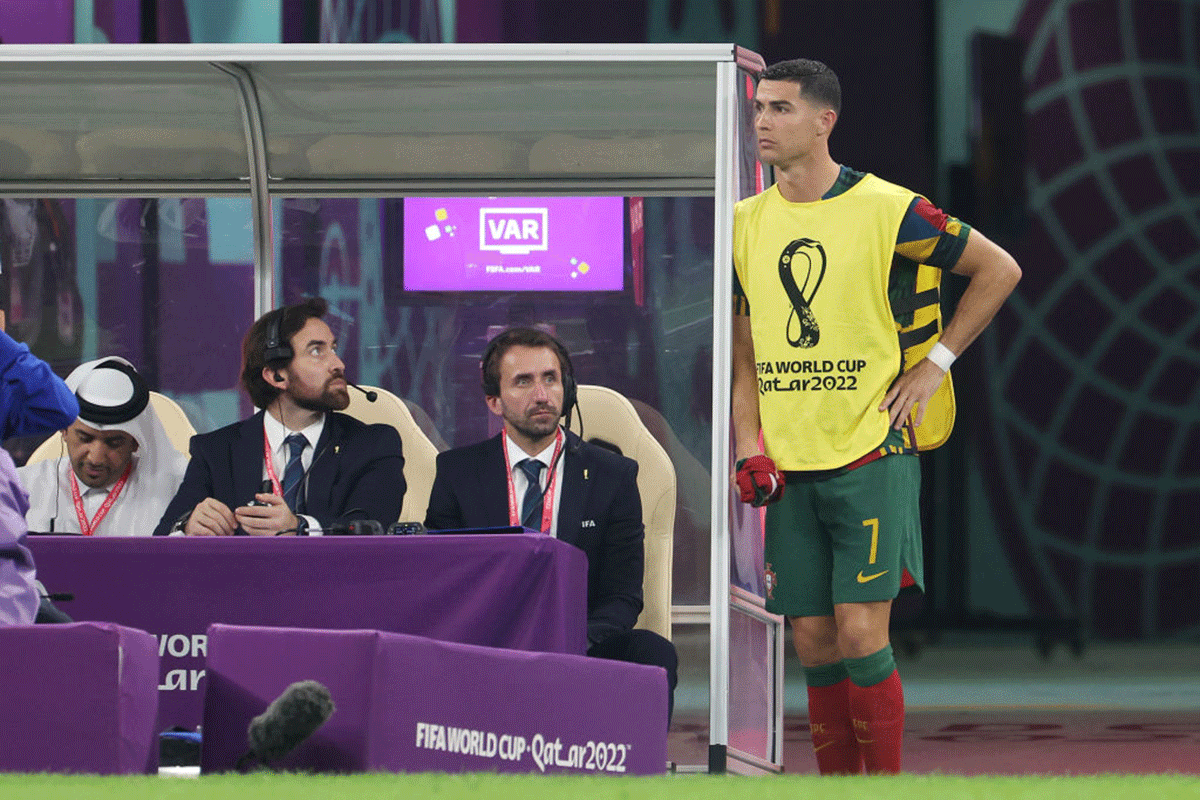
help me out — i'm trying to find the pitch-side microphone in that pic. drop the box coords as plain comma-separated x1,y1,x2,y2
349,383,377,402
236,680,335,771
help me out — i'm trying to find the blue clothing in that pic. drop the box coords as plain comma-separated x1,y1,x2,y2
0,331,79,439
0,330,77,625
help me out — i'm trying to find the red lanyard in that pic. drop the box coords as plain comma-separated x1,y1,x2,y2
69,461,133,536
262,430,284,496
504,429,563,533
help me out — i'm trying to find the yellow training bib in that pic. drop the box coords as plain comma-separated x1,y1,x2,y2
734,176,918,470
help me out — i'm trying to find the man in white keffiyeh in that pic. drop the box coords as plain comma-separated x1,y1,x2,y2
19,357,188,536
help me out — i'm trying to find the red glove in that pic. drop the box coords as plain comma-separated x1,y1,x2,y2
735,455,785,507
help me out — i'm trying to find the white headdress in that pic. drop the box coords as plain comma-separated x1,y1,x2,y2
64,357,182,480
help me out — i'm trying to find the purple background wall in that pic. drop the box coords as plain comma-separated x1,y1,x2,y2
0,0,73,43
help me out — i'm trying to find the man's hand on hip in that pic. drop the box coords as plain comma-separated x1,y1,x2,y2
880,358,947,430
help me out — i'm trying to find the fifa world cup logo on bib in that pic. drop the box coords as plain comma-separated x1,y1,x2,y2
778,238,826,348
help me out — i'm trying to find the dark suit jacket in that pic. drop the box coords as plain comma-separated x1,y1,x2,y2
424,431,644,646
152,411,405,536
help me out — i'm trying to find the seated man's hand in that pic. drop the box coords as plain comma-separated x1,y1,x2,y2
184,498,237,536
234,493,300,536
735,455,785,507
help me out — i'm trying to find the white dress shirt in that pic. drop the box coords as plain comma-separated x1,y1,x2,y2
504,428,566,538
262,411,326,535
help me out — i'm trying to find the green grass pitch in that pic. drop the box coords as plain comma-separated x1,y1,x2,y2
1,773,1197,800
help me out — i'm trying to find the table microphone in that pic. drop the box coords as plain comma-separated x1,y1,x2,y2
349,383,377,402
325,519,385,535
236,680,335,771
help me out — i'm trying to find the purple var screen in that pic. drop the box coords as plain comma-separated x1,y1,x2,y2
403,196,625,291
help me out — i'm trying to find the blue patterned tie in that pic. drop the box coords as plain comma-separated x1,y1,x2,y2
281,433,308,513
518,458,545,530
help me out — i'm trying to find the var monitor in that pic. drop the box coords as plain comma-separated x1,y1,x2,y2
403,196,625,292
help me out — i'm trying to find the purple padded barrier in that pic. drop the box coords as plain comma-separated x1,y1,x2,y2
27,534,587,734
202,623,667,776
0,622,158,774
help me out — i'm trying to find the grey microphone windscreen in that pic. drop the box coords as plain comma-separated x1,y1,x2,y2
245,680,335,765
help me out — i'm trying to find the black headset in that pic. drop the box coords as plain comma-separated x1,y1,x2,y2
263,308,294,366
480,328,577,426
75,360,150,425
261,304,376,405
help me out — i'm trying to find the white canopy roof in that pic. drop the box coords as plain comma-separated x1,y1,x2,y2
0,42,762,197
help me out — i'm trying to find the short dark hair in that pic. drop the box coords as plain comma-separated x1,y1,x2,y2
480,327,572,398
760,59,841,115
241,297,329,409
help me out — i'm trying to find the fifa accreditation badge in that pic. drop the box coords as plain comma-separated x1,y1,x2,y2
763,562,777,600
778,238,826,348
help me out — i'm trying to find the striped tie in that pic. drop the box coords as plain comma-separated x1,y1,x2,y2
281,433,308,513
518,458,545,530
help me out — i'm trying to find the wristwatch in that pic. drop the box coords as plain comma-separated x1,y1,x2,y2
294,516,309,536
170,510,191,534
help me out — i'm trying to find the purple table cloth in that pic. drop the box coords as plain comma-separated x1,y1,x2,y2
0,622,158,774
26,534,587,733
202,623,667,775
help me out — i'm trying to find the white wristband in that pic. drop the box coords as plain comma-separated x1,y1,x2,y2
926,341,957,373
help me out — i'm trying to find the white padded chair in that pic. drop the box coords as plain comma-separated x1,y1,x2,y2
573,384,676,640
341,384,439,525
24,391,196,465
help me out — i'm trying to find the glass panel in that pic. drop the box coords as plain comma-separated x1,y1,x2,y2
0,62,247,181
274,194,714,604
728,607,779,768
0,196,255,464
254,61,716,180
729,64,768,600
725,67,783,773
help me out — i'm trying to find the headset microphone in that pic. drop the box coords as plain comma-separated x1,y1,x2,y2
349,383,377,402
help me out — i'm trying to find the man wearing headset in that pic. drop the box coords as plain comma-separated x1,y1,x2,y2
424,326,678,721
153,297,404,536
20,357,188,536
